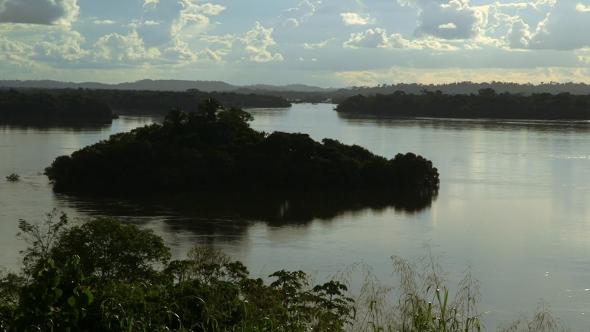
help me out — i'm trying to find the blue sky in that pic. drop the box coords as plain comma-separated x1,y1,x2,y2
1,0,589,87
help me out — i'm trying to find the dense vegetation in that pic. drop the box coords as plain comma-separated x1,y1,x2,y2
0,213,567,331
45,99,439,196
26,88,291,115
0,90,114,125
336,89,590,120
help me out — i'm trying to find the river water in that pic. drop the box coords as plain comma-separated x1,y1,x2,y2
1,103,589,329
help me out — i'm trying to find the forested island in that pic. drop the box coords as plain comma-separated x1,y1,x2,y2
45,99,439,197
0,90,115,125
336,89,590,120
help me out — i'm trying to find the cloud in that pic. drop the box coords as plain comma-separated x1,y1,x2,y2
303,38,333,50
340,12,374,26
93,19,116,25
526,2,590,50
398,0,483,39
335,66,590,86
576,3,590,12
170,1,226,37
35,29,88,62
94,30,161,64
143,0,159,8
282,0,320,28
241,22,283,62
0,0,79,26
344,28,457,51
0,34,34,65
344,28,390,48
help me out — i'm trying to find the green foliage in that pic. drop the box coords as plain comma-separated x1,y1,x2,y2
0,214,568,331
337,90,590,120
0,89,114,125
45,100,439,196
1,215,355,331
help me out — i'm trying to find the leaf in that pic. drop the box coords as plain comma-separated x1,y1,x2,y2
67,296,77,307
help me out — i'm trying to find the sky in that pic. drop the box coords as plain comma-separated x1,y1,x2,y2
0,0,590,87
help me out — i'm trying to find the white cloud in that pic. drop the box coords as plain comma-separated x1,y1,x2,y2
0,34,34,65
93,19,116,25
94,30,161,63
170,1,226,37
398,0,483,40
335,66,590,86
344,28,457,51
344,28,390,48
143,0,159,8
303,38,333,50
526,2,590,50
35,29,88,61
283,0,320,28
340,12,374,26
576,3,590,12
241,22,283,62
0,0,79,26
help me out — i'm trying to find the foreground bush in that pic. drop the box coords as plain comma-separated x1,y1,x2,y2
1,213,354,331
0,213,567,331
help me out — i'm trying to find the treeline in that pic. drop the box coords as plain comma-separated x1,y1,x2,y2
45,99,439,196
0,90,114,125
20,88,291,115
336,89,590,120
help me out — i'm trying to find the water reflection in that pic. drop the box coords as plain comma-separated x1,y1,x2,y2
337,113,590,133
55,188,437,237
0,122,112,132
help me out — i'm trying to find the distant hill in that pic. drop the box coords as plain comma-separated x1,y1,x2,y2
0,80,330,93
0,79,238,92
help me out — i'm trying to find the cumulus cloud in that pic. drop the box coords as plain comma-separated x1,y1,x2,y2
241,22,283,62
0,0,79,26
35,29,88,61
0,34,34,65
344,27,457,50
344,28,390,48
93,19,116,25
303,38,333,49
94,30,161,63
340,12,374,26
282,0,320,28
526,1,590,50
170,0,226,36
398,0,483,39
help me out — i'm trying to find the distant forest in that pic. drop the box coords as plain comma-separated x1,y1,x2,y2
336,89,590,120
78,89,291,114
0,88,291,121
0,90,114,125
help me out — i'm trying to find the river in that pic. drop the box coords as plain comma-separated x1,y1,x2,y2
1,103,589,329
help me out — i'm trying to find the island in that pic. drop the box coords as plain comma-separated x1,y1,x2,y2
336,89,590,120
45,99,439,199
0,89,115,125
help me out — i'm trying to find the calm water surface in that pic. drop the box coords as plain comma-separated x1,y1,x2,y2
1,104,589,329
